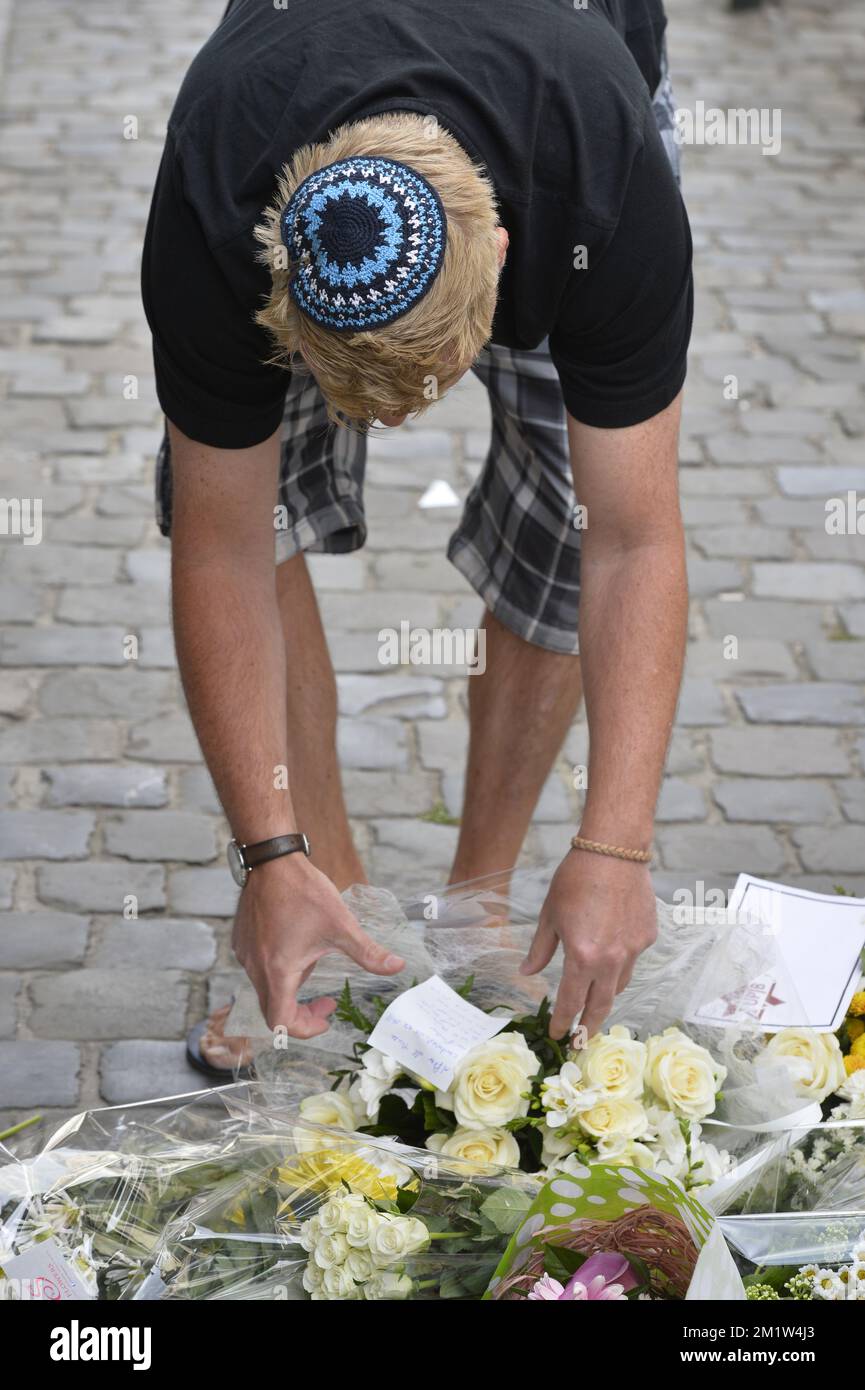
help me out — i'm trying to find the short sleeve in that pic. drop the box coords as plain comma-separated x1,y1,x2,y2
549,109,693,429
141,134,289,449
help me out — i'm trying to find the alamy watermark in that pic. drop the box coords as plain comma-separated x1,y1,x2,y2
378,621,486,674
0,497,42,545
674,102,782,157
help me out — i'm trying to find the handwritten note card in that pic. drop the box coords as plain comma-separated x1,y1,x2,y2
367,974,508,1088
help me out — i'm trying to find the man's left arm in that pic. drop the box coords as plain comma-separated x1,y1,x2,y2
522,391,688,1038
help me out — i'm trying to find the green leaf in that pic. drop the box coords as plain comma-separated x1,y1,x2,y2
359,1092,427,1145
478,1187,533,1235
544,1245,587,1281
334,979,374,1034
420,1091,450,1134
396,1186,420,1214
455,974,475,1000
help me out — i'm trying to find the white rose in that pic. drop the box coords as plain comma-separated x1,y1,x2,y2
577,1097,648,1142
344,1200,379,1249
302,1260,325,1293
594,1137,656,1169
426,1125,521,1172
299,1089,360,1131
763,1028,846,1103
322,1265,360,1299
367,1213,429,1268
349,1048,405,1122
645,1027,726,1120
582,1026,647,1101
344,1248,374,1282
451,1032,541,1130
312,1231,350,1270
316,1197,348,1236
299,1215,321,1253
364,1272,414,1300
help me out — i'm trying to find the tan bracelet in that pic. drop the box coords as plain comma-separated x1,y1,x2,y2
570,834,652,864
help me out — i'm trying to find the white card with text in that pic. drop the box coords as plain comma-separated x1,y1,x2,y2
367,974,508,1088
1,1236,94,1300
688,875,865,1032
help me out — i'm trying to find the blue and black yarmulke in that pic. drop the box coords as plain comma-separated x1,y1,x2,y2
279,156,447,332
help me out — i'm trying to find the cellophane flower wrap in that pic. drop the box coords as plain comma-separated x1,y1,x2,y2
1,869,856,1299
237,873,812,1190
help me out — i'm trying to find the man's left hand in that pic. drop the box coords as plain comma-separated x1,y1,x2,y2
521,849,658,1040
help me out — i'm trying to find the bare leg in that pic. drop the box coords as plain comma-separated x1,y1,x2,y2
448,609,583,887
200,553,364,1067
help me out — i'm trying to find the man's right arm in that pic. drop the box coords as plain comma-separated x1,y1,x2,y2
168,421,404,1037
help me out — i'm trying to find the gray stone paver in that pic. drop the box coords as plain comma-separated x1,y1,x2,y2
1,0,864,1130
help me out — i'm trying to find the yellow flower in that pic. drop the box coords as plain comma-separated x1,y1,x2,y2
844,1054,865,1076
850,1034,865,1058
848,991,865,1018
277,1152,400,1204
847,1018,865,1042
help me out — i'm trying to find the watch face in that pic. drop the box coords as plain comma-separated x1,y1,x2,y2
227,840,248,888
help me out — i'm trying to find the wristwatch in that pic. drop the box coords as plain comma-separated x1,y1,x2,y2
227,832,311,888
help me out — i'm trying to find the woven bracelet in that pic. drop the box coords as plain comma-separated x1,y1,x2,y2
570,834,652,864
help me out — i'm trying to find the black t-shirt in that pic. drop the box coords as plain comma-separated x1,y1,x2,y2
141,0,692,448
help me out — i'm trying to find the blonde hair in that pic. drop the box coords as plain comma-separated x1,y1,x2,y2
255,113,499,428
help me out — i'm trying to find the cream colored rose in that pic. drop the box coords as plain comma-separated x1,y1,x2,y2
426,1125,521,1172
645,1027,726,1120
450,1032,540,1130
368,1213,428,1268
763,1028,846,1102
582,1025,647,1101
577,1097,648,1142
299,1090,359,1131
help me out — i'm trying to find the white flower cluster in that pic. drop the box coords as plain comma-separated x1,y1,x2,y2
836,1067,865,1120
299,1192,428,1301
796,1229,865,1300
539,1026,731,1189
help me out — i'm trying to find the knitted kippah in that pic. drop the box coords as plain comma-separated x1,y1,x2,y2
279,156,447,332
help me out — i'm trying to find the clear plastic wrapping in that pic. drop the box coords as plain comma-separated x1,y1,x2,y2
1,869,856,1297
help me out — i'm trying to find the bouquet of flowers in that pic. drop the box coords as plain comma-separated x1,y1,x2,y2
318,982,736,1194
744,1225,865,1302
485,1162,744,1300
2,874,860,1300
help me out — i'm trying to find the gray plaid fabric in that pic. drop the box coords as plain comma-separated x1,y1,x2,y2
156,53,681,654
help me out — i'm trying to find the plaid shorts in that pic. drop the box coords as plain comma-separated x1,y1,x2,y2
157,54,680,655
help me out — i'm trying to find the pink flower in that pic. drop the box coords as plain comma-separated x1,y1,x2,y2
527,1274,566,1300
560,1252,637,1302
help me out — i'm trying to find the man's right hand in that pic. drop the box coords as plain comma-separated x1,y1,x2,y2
232,854,405,1039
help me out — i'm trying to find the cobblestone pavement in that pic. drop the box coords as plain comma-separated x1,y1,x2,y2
1,0,863,1131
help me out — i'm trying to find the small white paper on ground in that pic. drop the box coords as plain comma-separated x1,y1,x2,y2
418,478,460,509
688,875,865,1032
367,973,508,1088
2,1236,94,1300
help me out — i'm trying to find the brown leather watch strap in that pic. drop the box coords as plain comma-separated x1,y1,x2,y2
243,833,311,868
